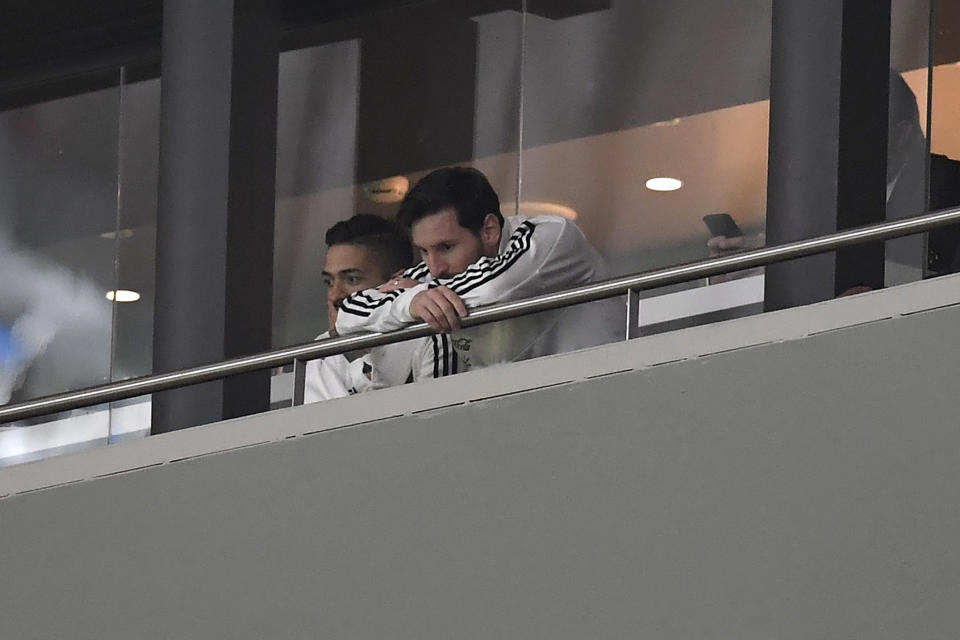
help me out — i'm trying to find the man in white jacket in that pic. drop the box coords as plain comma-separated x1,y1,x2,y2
304,214,455,403
336,167,622,370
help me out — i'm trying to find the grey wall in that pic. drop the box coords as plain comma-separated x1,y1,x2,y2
1,301,959,638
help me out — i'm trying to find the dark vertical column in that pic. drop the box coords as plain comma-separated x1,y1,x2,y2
764,0,844,310
152,0,278,433
222,0,280,421
356,14,477,182
834,0,891,294
765,0,891,310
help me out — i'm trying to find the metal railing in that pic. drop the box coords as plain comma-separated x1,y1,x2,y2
2,205,960,424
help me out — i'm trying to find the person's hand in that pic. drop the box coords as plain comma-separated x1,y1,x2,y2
378,277,420,293
705,233,765,283
707,232,765,257
410,286,468,333
327,300,339,334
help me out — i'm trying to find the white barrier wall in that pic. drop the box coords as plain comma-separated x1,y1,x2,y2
1,278,959,639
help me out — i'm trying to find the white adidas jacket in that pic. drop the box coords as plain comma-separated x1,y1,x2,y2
303,332,459,403
335,214,623,370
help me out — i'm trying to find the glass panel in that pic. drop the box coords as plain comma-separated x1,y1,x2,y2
107,68,162,442
886,0,934,286
925,0,960,277
518,1,772,337
0,73,124,463
273,38,363,349
273,2,524,404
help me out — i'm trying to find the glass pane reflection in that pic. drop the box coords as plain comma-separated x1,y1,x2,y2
273,4,524,350
0,77,133,463
926,1,960,277
0,84,120,406
518,1,772,334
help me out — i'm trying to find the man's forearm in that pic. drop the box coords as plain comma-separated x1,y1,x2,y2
335,284,426,334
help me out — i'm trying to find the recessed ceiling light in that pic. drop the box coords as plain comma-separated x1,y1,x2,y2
106,290,141,303
645,177,683,192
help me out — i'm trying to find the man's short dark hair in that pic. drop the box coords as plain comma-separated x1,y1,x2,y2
395,166,504,233
889,70,920,130
325,213,413,276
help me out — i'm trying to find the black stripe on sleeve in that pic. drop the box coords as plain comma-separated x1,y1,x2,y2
338,289,402,316
345,290,401,309
441,334,450,376
403,262,430,280
338,303,370,318
441,222,535,296
454,239,531,296
430,224,527,293
440,222,533,289
447,224,535,296
431,335,440,378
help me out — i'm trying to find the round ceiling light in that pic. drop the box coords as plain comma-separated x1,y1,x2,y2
645,177,683,192
106,290,141,303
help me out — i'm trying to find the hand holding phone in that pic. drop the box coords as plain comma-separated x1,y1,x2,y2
702,213,743,238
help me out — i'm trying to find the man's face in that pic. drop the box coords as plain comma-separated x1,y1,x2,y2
411,208,501,279
322,243,388,312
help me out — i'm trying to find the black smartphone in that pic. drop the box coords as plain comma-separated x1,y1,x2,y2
702,213,743,238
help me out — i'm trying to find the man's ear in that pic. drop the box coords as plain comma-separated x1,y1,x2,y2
480,213,502,256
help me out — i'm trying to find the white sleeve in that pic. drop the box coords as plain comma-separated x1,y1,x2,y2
303,355,350,403
303,332,378,403
336,217,604,334
411,334,464,381
368,335,457,384
436,217,602,308
335,283,429,335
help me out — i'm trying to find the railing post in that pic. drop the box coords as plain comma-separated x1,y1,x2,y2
291,359,307,407
625,288,639,340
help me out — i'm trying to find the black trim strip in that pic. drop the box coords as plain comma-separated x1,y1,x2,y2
448,224,535,296
346,289,401,309
440,222,534,292
339,221,534,319
441,334,450,376
403,262,430,280
339,289,401,315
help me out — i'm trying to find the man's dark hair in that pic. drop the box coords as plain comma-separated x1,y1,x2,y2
888,70,920,130
395,166,504,233
325,213,413,276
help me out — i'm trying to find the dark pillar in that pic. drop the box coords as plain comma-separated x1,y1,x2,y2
834,0,891,294
152,0,278,433
765,0,891,310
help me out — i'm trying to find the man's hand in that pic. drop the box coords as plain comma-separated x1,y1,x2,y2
707,232,765,257
706,233,766,284
378,277,420,293
410,286,468,333
327,300,339,335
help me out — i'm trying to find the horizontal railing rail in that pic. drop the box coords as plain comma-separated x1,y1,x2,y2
3,205,960,424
